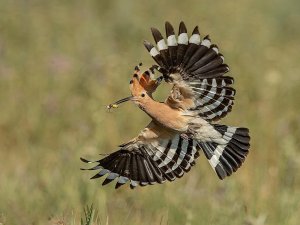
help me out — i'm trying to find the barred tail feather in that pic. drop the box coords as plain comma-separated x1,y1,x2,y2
198,125,250,179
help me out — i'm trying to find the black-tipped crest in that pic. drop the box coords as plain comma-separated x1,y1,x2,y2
134,62,143,72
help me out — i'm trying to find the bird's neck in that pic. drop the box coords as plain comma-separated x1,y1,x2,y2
140,99,163,118
140,99,189,132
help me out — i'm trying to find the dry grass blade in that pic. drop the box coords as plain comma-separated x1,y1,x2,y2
81,205,95,225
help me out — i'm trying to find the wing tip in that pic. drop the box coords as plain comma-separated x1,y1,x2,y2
165,21,175,36
179,21,187,33
151,27,163,43
192,26,200,35
203,35,211,40
143,40,154,51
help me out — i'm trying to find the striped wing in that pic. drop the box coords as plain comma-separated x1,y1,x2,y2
144,21,235,121
81,133,201,189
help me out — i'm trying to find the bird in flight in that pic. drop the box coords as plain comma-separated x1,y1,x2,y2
81,21,250,189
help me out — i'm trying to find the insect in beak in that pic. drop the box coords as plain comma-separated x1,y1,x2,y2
107,96,133,110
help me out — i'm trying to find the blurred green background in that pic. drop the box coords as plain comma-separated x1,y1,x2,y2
0,0,299,224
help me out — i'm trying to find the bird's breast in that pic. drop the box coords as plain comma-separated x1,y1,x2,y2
143,101,189,132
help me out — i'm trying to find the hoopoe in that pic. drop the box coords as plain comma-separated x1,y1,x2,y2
81,22,250,189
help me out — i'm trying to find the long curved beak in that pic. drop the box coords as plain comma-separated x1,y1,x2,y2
107,96,133,110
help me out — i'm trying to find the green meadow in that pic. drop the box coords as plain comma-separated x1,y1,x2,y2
0,0,299,224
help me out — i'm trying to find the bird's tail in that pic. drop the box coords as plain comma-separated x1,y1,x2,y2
197,124,250,179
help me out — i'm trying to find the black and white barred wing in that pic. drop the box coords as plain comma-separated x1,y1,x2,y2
144,21,235,121
199,125,250,179
81,134,201,189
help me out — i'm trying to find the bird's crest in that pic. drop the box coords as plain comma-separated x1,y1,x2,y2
130,63,162,95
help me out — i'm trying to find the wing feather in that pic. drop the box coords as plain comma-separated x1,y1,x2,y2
81,122,201,189
144,22,235,121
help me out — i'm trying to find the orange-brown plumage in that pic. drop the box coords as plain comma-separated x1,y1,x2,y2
130,68,160,96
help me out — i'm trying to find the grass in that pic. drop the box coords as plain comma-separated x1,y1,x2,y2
81,205,96,225
0,0,300,224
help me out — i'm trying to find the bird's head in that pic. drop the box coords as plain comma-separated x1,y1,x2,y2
107,63,163,110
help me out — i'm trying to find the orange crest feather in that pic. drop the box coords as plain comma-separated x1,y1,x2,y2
131,69,158,95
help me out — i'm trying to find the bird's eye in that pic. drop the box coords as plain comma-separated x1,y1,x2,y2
129,80,133,84
141,93,145,97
